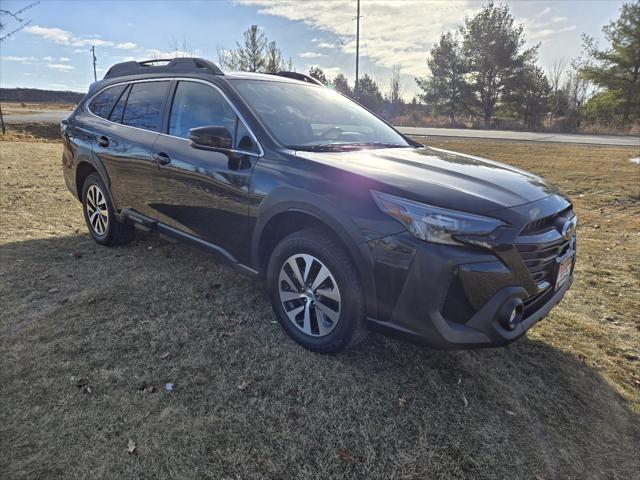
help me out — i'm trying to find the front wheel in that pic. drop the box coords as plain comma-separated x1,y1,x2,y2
82,173,134,246
266,228,366,353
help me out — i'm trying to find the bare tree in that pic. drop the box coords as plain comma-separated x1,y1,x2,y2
388,64,403,105
167,36,195,57
564,69,590,110
0,1,39,133
548,58,566,93
548,57,566,121
0,1,38,42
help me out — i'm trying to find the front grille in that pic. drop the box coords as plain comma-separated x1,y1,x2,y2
516,236,573,285
521,207,572,235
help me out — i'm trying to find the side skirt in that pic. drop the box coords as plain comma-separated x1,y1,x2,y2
117,208,260,279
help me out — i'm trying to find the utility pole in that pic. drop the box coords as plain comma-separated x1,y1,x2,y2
355,0,360,96
91,46,97,82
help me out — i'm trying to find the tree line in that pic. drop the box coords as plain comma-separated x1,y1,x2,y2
217,1,638,132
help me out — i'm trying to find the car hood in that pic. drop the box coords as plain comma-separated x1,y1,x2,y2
295,146,562,214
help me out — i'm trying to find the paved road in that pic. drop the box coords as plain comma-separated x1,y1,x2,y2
4,110,639,147
398,126,640,147
4,111,71,124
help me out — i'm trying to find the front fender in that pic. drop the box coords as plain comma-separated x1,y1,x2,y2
251,186,378,319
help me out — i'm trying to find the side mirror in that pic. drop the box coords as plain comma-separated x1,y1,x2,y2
189,125,233,150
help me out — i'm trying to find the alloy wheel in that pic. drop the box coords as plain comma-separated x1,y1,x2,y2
86,184,109,235
278,253,341,337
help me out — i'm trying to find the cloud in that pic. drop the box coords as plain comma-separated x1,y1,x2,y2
116,42,137,50
72,38,114,47
42,56,54,61
299,51,325,58
520,8,577,43
312,38,336,49
527,25,577,41
24,25,72,44
1,55,38,63
237,0,478,77
315,42,337,49
25,24,136,51
59,57,71,62
47,63,76,71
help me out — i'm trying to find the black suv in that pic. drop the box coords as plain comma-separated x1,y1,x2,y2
61,58,576,353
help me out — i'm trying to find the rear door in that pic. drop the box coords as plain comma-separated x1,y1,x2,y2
91,80,170,217
150,80,261,263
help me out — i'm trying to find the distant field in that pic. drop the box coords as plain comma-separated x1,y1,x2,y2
1,135,638,479
1,102,76,115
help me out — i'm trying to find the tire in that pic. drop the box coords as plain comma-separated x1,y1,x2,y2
266,228,366,353
82,172,134,246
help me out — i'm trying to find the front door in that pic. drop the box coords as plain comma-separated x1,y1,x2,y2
150,80,261,263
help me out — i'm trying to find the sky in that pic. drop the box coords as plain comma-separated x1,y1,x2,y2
0,0,626,98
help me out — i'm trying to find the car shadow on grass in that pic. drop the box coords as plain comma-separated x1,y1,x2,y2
1,233,638,479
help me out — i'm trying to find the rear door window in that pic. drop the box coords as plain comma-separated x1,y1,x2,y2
122,81,170,132
108,84,130,123
88,84,127,119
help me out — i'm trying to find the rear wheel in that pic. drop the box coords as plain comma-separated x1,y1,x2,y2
266,228,366,353
82,173,134,246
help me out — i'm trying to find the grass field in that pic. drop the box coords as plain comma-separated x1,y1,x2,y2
1,129,639,479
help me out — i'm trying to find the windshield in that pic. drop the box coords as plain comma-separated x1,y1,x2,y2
231,79,411,152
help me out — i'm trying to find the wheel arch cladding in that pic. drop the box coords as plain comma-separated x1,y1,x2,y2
75,161,98,199
252,186,378,319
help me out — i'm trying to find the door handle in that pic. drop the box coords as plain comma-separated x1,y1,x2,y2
97,136,109,148
152,152,171,166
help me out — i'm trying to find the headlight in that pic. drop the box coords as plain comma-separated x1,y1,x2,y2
371,191,504,245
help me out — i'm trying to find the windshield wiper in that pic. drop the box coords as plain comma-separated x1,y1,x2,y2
288,142,408,152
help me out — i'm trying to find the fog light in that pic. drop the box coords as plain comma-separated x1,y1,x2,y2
499,298,524,331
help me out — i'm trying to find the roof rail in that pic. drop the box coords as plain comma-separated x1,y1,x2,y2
104,57,224,79
272,71,324,86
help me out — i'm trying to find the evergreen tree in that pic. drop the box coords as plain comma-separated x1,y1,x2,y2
309,66,328,84
354,74,383,112
416,32,469,124
332,73,353,98
578,1,640,123
461,1,537,126
218,25,293,73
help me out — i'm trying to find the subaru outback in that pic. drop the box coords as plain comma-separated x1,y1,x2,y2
61,57,577,353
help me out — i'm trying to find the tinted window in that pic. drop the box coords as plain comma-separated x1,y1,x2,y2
89,84,126,119
169,81,237,141
122,81,169,132
109,84,130,123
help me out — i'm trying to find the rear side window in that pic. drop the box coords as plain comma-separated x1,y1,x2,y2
88,84,126,119
122,81,170,132
168,81,237,140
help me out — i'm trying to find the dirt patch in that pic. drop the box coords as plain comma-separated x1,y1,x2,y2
1,139,639,479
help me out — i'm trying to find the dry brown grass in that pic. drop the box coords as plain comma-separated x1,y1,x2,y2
1,136,639,479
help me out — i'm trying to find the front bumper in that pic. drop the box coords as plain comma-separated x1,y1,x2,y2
365,196,576,349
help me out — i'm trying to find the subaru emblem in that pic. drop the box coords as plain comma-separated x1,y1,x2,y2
561,219,576,241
